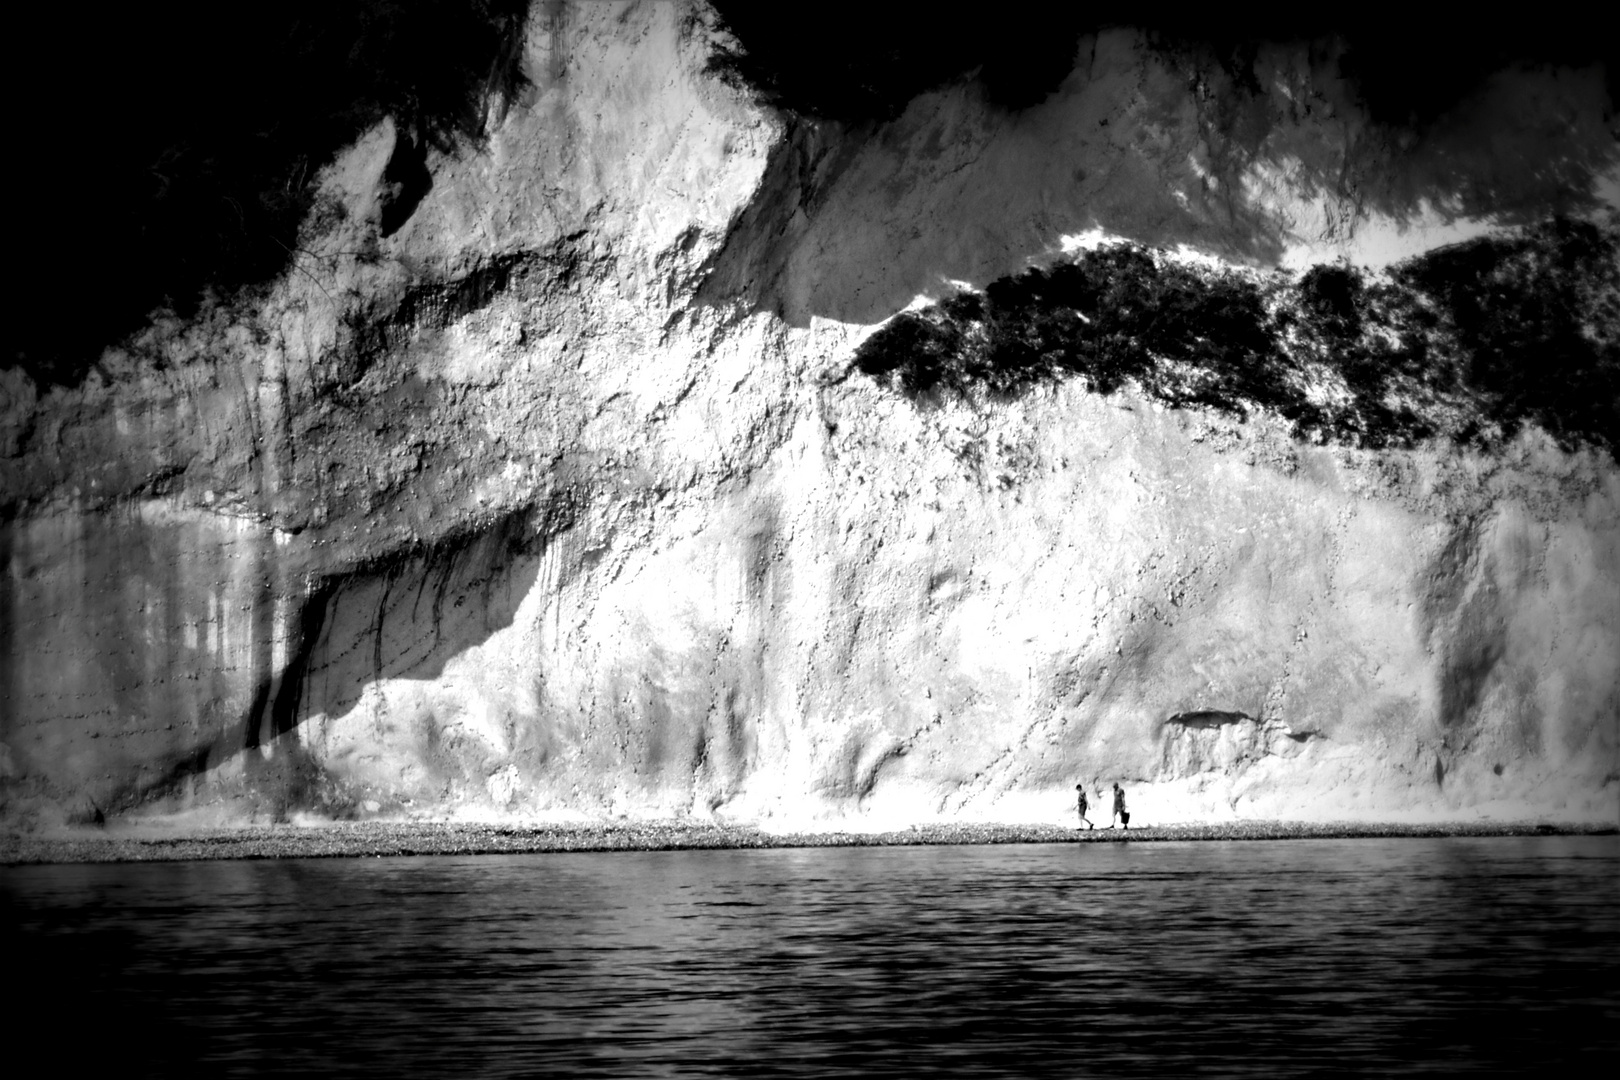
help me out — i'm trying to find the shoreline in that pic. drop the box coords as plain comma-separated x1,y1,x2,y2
3,819,1615,866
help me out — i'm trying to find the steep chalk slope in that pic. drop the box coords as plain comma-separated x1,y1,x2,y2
2,1,1616,828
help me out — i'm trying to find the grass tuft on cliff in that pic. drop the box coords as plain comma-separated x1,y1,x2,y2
852,220,1620,457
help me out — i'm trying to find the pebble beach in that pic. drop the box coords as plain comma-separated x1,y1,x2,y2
4,819,1612,865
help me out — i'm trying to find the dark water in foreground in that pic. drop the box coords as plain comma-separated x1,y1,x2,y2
4,837,1617,1077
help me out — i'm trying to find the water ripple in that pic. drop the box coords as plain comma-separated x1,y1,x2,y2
4,837,1616,1077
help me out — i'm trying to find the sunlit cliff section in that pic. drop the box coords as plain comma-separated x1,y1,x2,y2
1,2,1616,829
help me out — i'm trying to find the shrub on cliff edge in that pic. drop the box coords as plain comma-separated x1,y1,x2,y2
851,221,1620,457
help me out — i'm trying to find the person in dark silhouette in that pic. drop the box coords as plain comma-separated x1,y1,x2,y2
1075,783,1094,829
1110,782,1128,829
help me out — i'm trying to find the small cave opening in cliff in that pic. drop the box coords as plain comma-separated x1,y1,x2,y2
851,219,1620,458
1167,710,1254,729
4,0,531,388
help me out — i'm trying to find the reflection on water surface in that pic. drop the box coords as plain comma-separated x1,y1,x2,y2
5,837,1616,1076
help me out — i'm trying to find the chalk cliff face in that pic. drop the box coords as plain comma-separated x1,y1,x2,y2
2,1,1617,828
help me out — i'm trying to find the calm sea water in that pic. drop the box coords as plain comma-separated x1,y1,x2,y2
4,836,1616,1077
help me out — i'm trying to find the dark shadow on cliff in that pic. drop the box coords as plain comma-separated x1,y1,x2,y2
849,220,1620,458
165,508,550,818
4,0,531,389
251,505,564,756
75,502,570,818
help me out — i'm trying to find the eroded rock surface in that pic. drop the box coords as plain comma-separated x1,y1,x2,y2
2,1,1617,829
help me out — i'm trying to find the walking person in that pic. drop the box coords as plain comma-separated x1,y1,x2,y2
1075,783,1094,830
1110,782,1129,830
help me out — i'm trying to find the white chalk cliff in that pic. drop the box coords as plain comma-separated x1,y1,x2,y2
2,1,1617,828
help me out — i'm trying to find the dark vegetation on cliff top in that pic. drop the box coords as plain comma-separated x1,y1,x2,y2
852,220,1620,457
6,0,529,387
4,3,1610,388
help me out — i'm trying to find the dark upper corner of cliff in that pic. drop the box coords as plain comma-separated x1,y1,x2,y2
2,0,531,391
704,3,1094,120
705,5,1613,126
